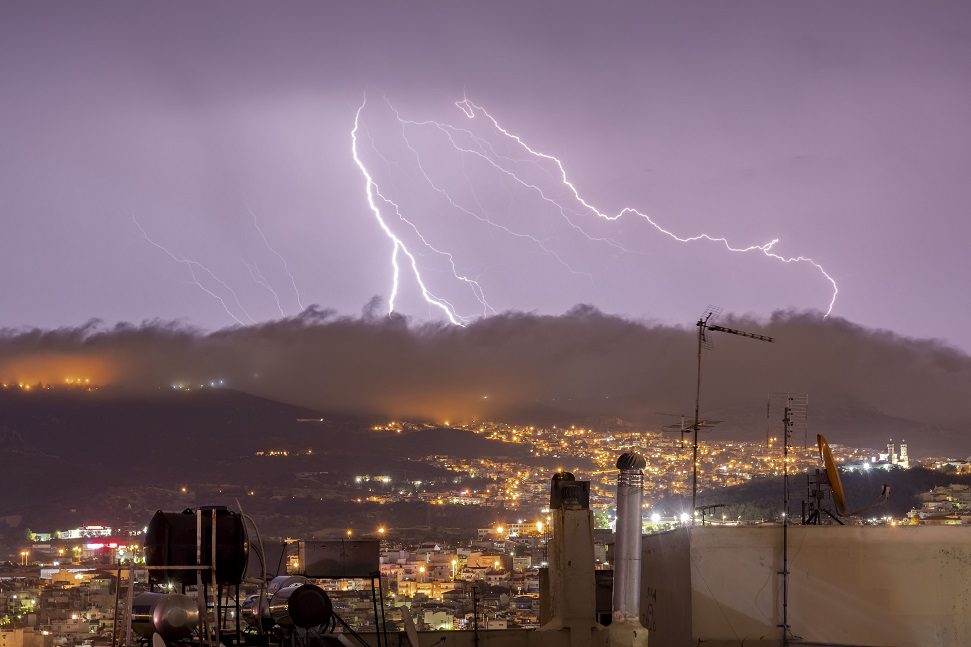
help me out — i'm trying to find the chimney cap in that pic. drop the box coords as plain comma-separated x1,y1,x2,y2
617,452,646,471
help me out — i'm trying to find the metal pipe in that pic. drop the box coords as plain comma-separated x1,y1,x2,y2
370,577,383,647
781,405,792,646
124,567,135,647
211,508,220,647
111,566,121,647
613,452,646,621
196,510,209,647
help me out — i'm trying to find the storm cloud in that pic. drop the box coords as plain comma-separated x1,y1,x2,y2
1,308,968,453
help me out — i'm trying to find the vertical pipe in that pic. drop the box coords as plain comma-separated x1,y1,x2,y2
196,510,209,647
123,567,135,647
615,478,631,615
613,452,646,621
472,585,479,645
211,509,220,647
781,405,791,646
125,564,135,647
111,566,121,647
377,574,388,645
370,577,382,647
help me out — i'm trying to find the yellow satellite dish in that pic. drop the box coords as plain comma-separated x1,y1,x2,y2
818,434,847,515
400,606,420,647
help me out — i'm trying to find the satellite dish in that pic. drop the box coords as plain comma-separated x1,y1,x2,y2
399,607,420,647
818,433,891,518
818,434,847,515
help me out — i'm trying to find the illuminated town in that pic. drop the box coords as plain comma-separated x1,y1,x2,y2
0,380,967,647
364,420,875,514
4,407,971,647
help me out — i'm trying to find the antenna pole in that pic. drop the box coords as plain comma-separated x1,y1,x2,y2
780,402,793,646
691,318,705,518
690,312,774,521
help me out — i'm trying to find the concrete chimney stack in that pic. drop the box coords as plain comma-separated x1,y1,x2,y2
538,472,607,647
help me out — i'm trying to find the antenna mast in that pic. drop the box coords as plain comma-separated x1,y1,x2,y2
691,307,775,518
772,393,807,646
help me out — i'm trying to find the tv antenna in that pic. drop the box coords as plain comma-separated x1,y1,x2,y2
657,412,722,448
767,393,808,516
690,306,775,516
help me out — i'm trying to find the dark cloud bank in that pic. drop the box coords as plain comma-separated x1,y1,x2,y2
1,307,969,454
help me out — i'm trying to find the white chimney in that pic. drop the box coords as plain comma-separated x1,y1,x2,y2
611,452,648,647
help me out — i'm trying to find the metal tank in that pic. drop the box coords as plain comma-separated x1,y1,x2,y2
613,451,646,621
241,594,269,632
267,575,309,594
268,583,333,629
242,576,311,631
131,592,199,640
144,506,248,585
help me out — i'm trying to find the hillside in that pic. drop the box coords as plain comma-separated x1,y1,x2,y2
0,388,527,550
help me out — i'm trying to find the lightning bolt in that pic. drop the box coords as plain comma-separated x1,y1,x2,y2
250,210,306,313
360,119,495,317
351,98,470,326
354,96,839,323
454,97,840,316
241,258,286,318
385,98,591,280
132,216,255,325
391,109,633,254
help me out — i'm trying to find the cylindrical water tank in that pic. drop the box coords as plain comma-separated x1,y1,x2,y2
241,594,273,632
243,577,309,632
144,506,248,585
267,575,308,595
268,583,333,629
131,592,199,640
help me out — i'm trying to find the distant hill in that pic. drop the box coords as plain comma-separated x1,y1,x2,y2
0,387,529,480
0,388,528,550
2,385,967,555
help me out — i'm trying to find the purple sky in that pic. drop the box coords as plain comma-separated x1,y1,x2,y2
2,2,969,348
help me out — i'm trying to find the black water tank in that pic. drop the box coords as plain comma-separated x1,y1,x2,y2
144,506,248,585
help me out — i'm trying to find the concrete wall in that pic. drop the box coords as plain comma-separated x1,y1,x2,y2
357,628,606,647
642,525,971,647
638,528,691,646
358,629,532,647
0,628,52,647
